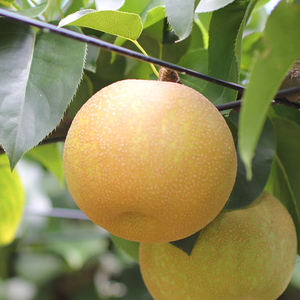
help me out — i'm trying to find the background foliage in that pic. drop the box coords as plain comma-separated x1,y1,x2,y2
0,0,300,299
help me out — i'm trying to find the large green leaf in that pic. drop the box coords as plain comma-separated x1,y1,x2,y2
0,20,86,169
266,117,300,254
226,115,275,209
202,0,255,105
163,0,198,42
239,1,300,179
59,10,143,41
0,154,25,246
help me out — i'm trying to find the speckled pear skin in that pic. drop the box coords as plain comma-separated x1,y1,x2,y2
139,191,297,300
63,79,237,243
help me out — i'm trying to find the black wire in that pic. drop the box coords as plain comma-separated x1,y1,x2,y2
216,87,300,111
0,8,245,92
275,86,300,98
0,9,299,114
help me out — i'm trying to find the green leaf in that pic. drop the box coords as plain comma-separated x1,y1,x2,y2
59,10,143,41
244,4,268,35
120,0,152,14
110,234,140,261
27,143,64,186
178,48,208,93
0,20,86,169
0,154,25,246
202,0,254,105
85,44,100,73
143,6,165,29
239,1,300,178
170,230,202,256
140,0,164,23
163,0,197,42
240,32,261,73
16,1,48,17
0,0,14,8
239,1,300,179
195,0,235,13
272,105,300,127
226,116,275,209
63,0,89,16
265,117,300,254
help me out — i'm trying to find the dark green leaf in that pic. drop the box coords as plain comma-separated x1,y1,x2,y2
59,9,143,41
266,117,300,254
272,105,300,127
238,1,300,178
202,0,254,105
85,44,100,73
226,116,275,209
0,20,86,169
170,230,202,256
178,49,208,93
164,0,196,42
67,74,93,119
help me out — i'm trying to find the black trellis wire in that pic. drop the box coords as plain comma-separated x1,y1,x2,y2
1,8,300,112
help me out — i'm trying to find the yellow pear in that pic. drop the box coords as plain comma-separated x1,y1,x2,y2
139,191,297,299
63,79,237,243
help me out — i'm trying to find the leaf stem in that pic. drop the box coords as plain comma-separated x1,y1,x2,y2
30,0,39,6
131,40,159,77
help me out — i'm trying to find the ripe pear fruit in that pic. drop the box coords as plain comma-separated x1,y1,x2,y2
0,154,25,246
139,191,297,300
63,79,237,243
